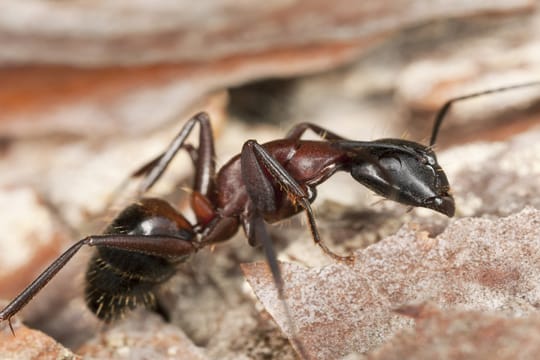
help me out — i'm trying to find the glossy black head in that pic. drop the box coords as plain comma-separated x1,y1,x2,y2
338,139,454,217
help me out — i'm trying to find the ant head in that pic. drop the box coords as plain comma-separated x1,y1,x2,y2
337,139,455,217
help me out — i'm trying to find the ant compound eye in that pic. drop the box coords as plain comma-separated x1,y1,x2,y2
425,154,437,166
413,148,436,166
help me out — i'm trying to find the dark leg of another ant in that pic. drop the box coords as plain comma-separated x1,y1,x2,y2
287,123,399,158
0,234,196,333
241,140,354,262
286,122,348,141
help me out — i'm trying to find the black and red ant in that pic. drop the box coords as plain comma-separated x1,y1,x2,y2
1,81,539,357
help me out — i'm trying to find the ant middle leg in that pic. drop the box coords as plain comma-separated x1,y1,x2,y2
109,112,217,203
240,140,355,263
106,112,219,226
130,143,199,180
136,111,217,197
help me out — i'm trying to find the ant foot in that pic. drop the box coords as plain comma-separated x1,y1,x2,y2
0,315,16,336
317,242,356,265
7,318,15,336
331,253,356,265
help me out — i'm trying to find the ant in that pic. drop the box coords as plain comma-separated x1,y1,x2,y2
1,81,539,357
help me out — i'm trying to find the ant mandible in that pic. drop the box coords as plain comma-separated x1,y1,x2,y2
0,81,538,345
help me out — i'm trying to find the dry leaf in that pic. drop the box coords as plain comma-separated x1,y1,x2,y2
243,208,540,359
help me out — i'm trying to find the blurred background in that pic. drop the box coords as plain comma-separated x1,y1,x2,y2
1,1,540,359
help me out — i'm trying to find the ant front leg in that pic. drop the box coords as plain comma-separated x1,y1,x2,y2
240,140,354,264
0,234,196,334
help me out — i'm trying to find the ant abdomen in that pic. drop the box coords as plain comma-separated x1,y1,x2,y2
85,198,195,321
85,250,172,321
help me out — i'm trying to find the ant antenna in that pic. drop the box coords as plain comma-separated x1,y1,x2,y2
429,80,540,146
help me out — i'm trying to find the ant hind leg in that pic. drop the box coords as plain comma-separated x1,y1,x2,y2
0,234,196,331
